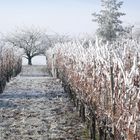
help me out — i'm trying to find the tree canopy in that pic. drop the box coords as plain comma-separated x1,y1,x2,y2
92,0,125,42
6,28,49,65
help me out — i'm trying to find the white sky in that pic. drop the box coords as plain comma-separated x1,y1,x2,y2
0,0,140,36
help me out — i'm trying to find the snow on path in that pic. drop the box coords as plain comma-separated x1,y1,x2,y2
0,66,89,140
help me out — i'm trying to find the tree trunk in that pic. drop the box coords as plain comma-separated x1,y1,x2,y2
28,57,32,65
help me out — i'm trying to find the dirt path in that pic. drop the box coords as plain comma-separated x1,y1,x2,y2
0,66,89,140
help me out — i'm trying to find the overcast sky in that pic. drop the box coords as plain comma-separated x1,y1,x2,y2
0,0,140,35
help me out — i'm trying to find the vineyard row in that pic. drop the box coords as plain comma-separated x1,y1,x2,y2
47,38,140,140
0,46,22,93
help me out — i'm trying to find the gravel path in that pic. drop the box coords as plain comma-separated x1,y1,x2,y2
0,66,89,140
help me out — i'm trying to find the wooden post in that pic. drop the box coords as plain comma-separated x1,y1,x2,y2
0,82,2,93
110,63,115,140
91,113,96,140
52,54,57,78
99,126,104,140
76,99,79,111
79,102,85,122
90,104,96,140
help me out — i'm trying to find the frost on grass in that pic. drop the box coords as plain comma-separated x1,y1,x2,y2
0,66,89,140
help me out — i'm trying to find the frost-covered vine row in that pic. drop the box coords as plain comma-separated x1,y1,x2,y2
0,42,22,93
46,38,140,139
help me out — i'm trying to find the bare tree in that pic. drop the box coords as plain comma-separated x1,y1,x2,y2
5,28,49,65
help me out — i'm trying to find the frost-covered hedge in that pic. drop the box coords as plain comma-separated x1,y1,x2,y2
0,44,22,93
46,38,140,139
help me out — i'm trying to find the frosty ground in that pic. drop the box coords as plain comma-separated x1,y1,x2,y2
0,66,89,140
